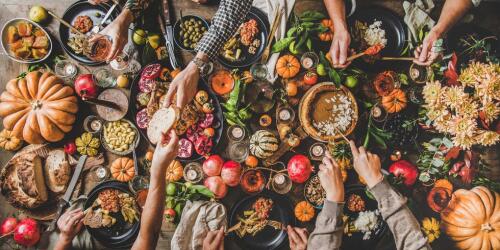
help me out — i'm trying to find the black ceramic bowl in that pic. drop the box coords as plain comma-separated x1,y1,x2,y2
84,181,140,248
173,15,210,52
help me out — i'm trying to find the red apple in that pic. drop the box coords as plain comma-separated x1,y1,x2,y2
221,160,242,187
13,218,40,247
389,160,418,187
204,176,227,199
74,74,98,99
203,155,224,177
0,217,17,236
287,154,313,183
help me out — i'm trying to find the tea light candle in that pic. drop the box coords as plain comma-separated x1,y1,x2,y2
90,119,102,132
186,169,199,181
301,57,314,69
274,174,285,185
371,106,382,118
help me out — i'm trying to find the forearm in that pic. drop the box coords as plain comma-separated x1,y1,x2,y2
131,166,167,250
324,0,348,31
307,201,345,250
433,0,473,35
53,235,72,250
370,179,431,250
195,0,253,61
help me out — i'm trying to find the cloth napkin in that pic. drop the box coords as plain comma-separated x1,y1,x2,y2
171,200,227,250
403,0,435,47
253,0,296,83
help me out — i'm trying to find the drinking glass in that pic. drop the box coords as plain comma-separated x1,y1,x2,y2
54,60,78,80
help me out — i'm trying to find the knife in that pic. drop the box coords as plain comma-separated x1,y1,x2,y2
159,0,180,69
47,155,88,232
91,3,118,33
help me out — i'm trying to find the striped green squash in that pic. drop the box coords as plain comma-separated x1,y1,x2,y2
249,130,279,159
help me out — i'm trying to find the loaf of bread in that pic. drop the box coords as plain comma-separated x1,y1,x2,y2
44,149,71,194
0,152,48,209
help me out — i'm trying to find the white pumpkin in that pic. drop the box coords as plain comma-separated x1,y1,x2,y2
249,130,279,159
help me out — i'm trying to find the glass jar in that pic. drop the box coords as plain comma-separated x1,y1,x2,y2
227,125,246,142
54,60,78,79
271,173,292,194
93,68,115,88
309,142,327,161
183,162,203,183
227,141,249,163
300,52,319,70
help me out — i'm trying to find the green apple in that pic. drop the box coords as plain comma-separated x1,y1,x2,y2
29,5,48,23
344,76,359,88
317,64,327,76
132,29,147,45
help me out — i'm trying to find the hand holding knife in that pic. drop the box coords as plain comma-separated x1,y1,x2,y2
47,155,88,232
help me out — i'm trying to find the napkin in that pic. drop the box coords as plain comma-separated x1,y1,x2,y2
253,0,296,83
403,0,435,47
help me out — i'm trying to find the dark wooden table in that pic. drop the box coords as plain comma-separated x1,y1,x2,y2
0,0,499,250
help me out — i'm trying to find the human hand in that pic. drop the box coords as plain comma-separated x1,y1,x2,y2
192,0,208,4
57,208,85,245
329,26,351,68
286,226,308,250
349,141,384,188
318,152,344,202
202,228,224,250
413,27,443,66
90,10,133,62
152,129,179,169
164,62,199,109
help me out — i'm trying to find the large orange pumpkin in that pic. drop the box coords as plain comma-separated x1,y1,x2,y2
441,186,500,250
381,89,407,113
166,160,183,182
111,157,135,182
276,55,300,79
294,201,315,222
0,71,78,144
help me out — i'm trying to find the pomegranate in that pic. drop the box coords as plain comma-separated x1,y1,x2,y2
203,155,224,177
389,160,418,187
64,142,77,155
13,218,40,247
164,208,176,219
287,154,313,183
74,74,98,99
221,161,242,187
0,217,17,236
204,176,227,199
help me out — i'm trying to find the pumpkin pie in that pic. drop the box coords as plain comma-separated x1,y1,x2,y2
299,82,358,142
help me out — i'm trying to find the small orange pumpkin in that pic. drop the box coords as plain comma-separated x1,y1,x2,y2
381,89,407,113
0,129,22,151
276,55,300,79
166,160,183,182
111,157,135,182
245,155,258,168
320,19,334,32
318,32,333,42
170,68,182,79
294,201,315,222
434,179,453,192
145,150,154,162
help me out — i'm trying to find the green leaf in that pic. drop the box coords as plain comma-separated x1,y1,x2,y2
431,158,445,167
306,38,312,51
442,137,454,149
299,11,325,21
365,189,375,200
272,37,295,53
328,69,341,85
371,132,388,149
286,27,298,38
301,22,316,29
419,172,431,182
398,73,409,85
295,32,308,50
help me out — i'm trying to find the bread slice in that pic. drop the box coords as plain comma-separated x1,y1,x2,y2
44,149,71,194
147,107,179,145
14,153,48,208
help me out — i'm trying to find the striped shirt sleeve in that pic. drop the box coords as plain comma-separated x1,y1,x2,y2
195,0,253,61
124,0,152,20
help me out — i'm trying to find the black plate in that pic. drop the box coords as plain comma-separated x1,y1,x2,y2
84,181,140,249
59,0,121,66
129,62,224,162
228,192,295,250
216,7,269,68
342,185,387,246
348,6,406,57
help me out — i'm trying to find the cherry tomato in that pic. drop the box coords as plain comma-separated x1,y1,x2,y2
303,71,318,85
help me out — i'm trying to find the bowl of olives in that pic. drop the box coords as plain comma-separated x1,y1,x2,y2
174,15,210,51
